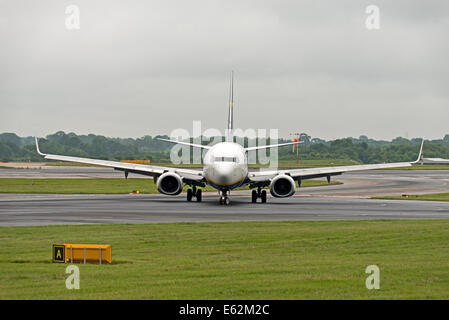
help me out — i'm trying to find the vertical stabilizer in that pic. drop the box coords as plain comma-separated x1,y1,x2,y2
226,71,234,142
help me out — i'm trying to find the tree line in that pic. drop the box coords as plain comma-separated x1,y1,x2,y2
1,131,449,164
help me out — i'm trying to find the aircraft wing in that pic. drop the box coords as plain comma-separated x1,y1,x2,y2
249,161,412,182
245,140,303,152
35,138,204,182
156,138,211,150
249,139,424,183
422,157,449,164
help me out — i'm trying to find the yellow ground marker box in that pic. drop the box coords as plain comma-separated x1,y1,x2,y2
52,244,112,264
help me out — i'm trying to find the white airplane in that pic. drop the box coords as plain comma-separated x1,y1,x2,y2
35,73,424,205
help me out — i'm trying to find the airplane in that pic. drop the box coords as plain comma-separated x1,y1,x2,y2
35,72,424,205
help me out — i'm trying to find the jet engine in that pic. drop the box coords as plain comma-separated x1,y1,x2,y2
269,174,296,198
157,172,183,195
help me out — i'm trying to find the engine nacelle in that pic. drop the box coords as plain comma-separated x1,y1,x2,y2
157,172,183,195
269,174,296,198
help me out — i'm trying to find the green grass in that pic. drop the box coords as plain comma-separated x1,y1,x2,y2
1,220,449,299
0,178,340,194
374,193,449,202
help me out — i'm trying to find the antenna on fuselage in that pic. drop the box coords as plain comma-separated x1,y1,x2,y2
226,71,234,142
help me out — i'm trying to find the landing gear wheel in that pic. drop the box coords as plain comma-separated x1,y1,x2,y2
219,189,230,205
251,190,257,203
219,195,230,205
261,190,267,203
251,188,268,203
196,189,202,202
187,189,193,202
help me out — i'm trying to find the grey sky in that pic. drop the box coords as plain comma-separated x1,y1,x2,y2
0,0,448,140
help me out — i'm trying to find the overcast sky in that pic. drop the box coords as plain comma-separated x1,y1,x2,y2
0,0,448,140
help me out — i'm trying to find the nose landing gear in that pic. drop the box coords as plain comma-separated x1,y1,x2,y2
219,190,230,205
186,186,202,202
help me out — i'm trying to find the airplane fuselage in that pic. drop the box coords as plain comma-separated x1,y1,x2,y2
203,142,248,190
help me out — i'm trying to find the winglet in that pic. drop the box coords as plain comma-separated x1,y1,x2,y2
35,137,46,156
413,138,424,164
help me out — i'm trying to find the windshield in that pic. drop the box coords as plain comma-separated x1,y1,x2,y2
214,156,238,163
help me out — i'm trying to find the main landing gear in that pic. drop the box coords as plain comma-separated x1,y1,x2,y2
186,186,202,202
252,187,267,203
219,190,230,206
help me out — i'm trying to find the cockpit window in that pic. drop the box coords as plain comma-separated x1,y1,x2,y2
214,156,237,163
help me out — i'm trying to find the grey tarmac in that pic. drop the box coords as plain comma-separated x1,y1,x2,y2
0,168,448,226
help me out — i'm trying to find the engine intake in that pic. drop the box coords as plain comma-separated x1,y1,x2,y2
157,172,183,195
269,174,296,198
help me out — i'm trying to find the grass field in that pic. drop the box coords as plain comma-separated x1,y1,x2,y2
0,178,340,194
374,193,449,202
1,220,449,299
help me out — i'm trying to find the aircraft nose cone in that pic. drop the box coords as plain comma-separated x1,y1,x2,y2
215,163,235,184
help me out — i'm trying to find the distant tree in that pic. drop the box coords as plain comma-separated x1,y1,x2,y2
391,137,411,145
443,135,449,145
299,133,311,145
311,138,326,145
0,133,22,146
359,135,368,141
